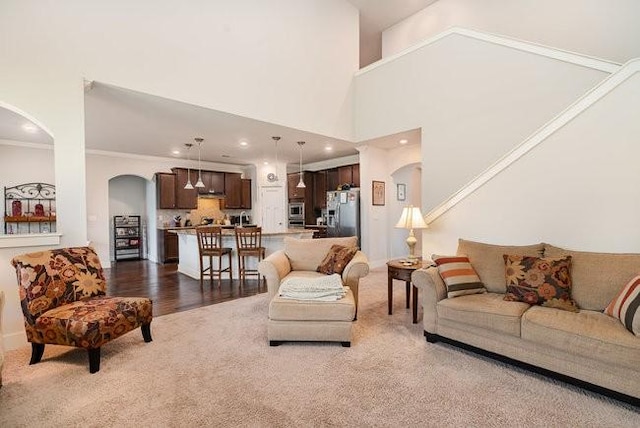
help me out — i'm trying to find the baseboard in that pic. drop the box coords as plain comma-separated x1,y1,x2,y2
424,331,640,408
2,330,27,351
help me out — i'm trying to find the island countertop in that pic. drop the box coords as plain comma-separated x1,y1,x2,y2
172,227,313,280
169,228,311,236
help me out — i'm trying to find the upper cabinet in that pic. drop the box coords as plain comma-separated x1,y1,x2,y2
327,168,339,192
338,164,360,188
172,168,198,209
224,173,242,208
313,171,327,209
156,173,177,209
240,179,252,209
198,170,225,195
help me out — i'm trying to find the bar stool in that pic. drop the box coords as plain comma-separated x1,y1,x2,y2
196,226,233,287
235,226,266,286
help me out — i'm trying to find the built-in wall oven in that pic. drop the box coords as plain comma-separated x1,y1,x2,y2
288,202,305,228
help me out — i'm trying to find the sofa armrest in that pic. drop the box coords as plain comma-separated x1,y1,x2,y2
411,266,446,332
258,250,292,298
342,251,369,311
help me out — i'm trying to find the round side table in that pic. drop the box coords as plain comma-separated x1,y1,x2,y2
387,258,429,323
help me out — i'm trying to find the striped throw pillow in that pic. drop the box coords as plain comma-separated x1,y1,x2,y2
432,255,486,298
605,275,640,336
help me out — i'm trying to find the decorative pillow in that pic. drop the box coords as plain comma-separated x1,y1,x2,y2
317,245,358,275
604,275,640,336
503,255,578,312
432,255,486,298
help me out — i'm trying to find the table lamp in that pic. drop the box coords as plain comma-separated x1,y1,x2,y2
395,205,428,262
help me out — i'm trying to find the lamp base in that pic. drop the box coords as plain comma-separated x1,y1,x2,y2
406,229,418,263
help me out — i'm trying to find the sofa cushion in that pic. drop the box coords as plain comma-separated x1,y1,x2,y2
317,245,358,275
432,255,486,298
284,236,358,271
504,255,578,312
605,275,640,336
544,244,640,311
457,239,544,294
521,306,640,371
437,293,530,337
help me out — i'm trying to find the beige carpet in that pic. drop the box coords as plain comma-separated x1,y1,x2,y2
1,267,638,427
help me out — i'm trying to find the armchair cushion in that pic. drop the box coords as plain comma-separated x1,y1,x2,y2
317,245,358,275
284,236,358,271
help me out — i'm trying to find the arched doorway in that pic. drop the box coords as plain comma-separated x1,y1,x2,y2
108,174,150,262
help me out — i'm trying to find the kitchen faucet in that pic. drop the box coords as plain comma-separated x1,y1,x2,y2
239,211,248,227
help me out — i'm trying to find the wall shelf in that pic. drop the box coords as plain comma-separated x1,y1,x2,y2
4,182,56,234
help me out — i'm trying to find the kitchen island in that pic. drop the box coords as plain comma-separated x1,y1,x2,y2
170,228,313,280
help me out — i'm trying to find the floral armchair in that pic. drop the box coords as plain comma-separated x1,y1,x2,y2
11,247,153,373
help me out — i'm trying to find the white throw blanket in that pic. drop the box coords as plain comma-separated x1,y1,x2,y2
278,274,347,301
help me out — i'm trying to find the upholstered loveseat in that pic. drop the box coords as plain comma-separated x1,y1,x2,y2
258,236,369,345
412,239,640,403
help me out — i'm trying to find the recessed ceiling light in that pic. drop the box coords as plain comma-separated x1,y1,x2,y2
324,146,333,152
399,139,408,145
171,150,181,155
239,141,248,147
22,123,38,133
263,161,269,165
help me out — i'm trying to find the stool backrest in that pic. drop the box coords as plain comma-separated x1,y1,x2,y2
196,226,224,253
235,227,262,250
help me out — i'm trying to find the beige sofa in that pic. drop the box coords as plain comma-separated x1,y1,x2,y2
412,239,640,403
258,236,369,345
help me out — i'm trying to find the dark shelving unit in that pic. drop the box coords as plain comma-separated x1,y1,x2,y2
113,215,142,261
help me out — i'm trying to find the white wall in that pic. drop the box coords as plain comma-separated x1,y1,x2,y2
355,31,610,213
423,67,640,257
382,0,640,64
390,163,422,259
357,142,422,266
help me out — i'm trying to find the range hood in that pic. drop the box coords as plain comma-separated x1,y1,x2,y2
198,191,226,199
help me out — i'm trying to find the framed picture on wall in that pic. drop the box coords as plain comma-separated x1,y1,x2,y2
397,183,406,201
372,180,385,206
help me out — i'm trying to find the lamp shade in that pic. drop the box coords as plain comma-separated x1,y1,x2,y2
395,205,428,229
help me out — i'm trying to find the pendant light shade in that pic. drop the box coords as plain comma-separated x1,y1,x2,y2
184,143,194,190
296,141,306,188
194,137,205,188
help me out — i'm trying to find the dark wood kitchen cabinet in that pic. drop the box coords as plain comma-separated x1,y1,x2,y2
313,170,327,210
327,168,339,192
338,164,360,188
157,229,179,263
224,173,243,208
240,179,252,209
172,168,198,209
288,172,314,201
351,163,360,187
198,170,225,195
156,173,177,209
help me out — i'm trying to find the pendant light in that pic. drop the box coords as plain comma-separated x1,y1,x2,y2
184,143,194,190
194,137,205,188
272,136,281,182
296,141,306,188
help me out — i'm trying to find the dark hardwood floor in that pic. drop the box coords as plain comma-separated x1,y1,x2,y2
104,260,267,317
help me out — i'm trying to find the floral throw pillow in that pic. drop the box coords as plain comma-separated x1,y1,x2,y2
503,255,579,312
317,245,358,275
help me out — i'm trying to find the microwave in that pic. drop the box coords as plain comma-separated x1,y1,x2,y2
288,202,304,219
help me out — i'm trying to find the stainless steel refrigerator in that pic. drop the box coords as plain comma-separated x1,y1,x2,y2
326,189,361,244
